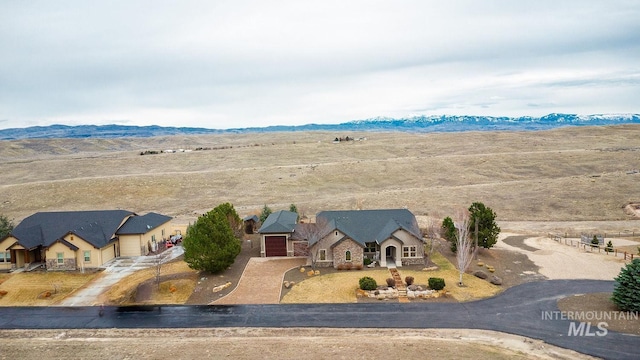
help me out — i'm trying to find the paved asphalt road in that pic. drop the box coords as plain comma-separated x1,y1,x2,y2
1,280,638,360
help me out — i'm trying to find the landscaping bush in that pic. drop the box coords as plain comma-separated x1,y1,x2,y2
359,276,377,291
386,278,396,287
354,263,363,270
605,240,613,253
428,277,446,291
363,258,372,266
405,276,414,286
611,259,640,312
591,235,600,248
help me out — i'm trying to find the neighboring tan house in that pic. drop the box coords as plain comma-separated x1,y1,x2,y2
261,208,424,268
0,210,172,272
258,210,298,257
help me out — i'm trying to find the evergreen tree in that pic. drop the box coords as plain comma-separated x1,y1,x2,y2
611,259,640,312
183,205,241,273
441,216,457,253
215,202,243,239
259,205,272,223
468,202,500,249
0,214,13,238
289,204,299,221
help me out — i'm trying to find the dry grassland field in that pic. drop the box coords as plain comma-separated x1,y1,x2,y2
1,125,639,359
1,125,639,229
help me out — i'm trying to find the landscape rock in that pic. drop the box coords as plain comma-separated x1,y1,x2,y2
490,275,503,285
212,282,232,293
473,270,488,279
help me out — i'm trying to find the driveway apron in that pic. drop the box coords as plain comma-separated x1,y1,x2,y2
213,257,305,305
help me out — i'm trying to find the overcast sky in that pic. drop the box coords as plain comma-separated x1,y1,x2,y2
1,1,639,130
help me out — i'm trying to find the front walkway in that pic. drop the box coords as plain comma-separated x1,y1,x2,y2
212,257,306,305
59,246,184,306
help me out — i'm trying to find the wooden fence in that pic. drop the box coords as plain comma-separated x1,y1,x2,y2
549,234,636,262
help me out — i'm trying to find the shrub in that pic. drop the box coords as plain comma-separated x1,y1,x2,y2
611,259,640,312
386,278,396,287
405,276,414,286
363,258,372,266
359,276,377,291
428,277,446,291
354,263,363,270
605,240,613,253
591,235,600,248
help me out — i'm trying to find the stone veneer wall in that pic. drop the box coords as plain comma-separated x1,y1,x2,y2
332,239,363,268
46,258,76,271
402,257,424,265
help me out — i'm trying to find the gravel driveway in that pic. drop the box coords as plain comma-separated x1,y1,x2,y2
212,257,306,305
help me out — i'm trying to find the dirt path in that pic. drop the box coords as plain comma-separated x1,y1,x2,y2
495,233,627,280
212,257,306,304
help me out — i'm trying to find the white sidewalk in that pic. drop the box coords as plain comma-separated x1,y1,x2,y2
59,246,184,306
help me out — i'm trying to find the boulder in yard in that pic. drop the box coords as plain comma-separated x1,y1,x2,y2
474,270,488,279
490,275,503,285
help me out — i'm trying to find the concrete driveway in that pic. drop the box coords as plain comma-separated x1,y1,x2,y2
59,246,184,306
213,257,306,305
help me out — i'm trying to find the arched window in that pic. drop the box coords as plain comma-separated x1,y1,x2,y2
345,250,352,261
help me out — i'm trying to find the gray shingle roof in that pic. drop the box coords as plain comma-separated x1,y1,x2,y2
243,215,259,222
6,210,149,250
116,212,172,235
316,209,422,246
258,210,298,234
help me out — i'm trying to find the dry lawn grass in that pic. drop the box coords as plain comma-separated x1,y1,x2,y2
0,272,97,306
102,260,197,305
281,252,501,303
1,126,639,226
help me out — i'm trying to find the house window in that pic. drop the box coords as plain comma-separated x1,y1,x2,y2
162,229,165,237
319,249,327,261
403,246,417,258
70,236,74,241
345,250,352,261
5,251,9,262
0,252,4,263
335,231,338,236
151,235,156,242
57,253,64,264
365,242,377,253
84,251,91,262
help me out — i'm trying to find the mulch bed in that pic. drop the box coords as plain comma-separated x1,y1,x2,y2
184,234,261,304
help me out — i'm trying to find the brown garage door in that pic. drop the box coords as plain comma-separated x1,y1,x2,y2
265,236,287,256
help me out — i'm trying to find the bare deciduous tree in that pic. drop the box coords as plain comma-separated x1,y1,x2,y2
423,216,441,267
295,217,330,270
454,210,475,286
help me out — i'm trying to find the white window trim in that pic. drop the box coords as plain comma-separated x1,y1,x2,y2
319,249,327,261
83,251,91,263
57,253,64,264
402,245,418,258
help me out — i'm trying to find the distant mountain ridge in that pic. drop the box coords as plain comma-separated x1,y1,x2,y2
1,113,639,140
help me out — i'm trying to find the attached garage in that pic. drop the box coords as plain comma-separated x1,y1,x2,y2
119,235,143,257
101,244,116,264
264,236,287,257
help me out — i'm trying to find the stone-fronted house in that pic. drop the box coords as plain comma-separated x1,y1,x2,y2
0,210,172,272
262,208,424,268
258,210,298,257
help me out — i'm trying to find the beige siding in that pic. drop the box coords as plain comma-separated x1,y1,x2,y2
61,234,105,268
310,230,345,267
46,242,77,270
119,234,144,256
101,244,116,264
0,236,15,271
